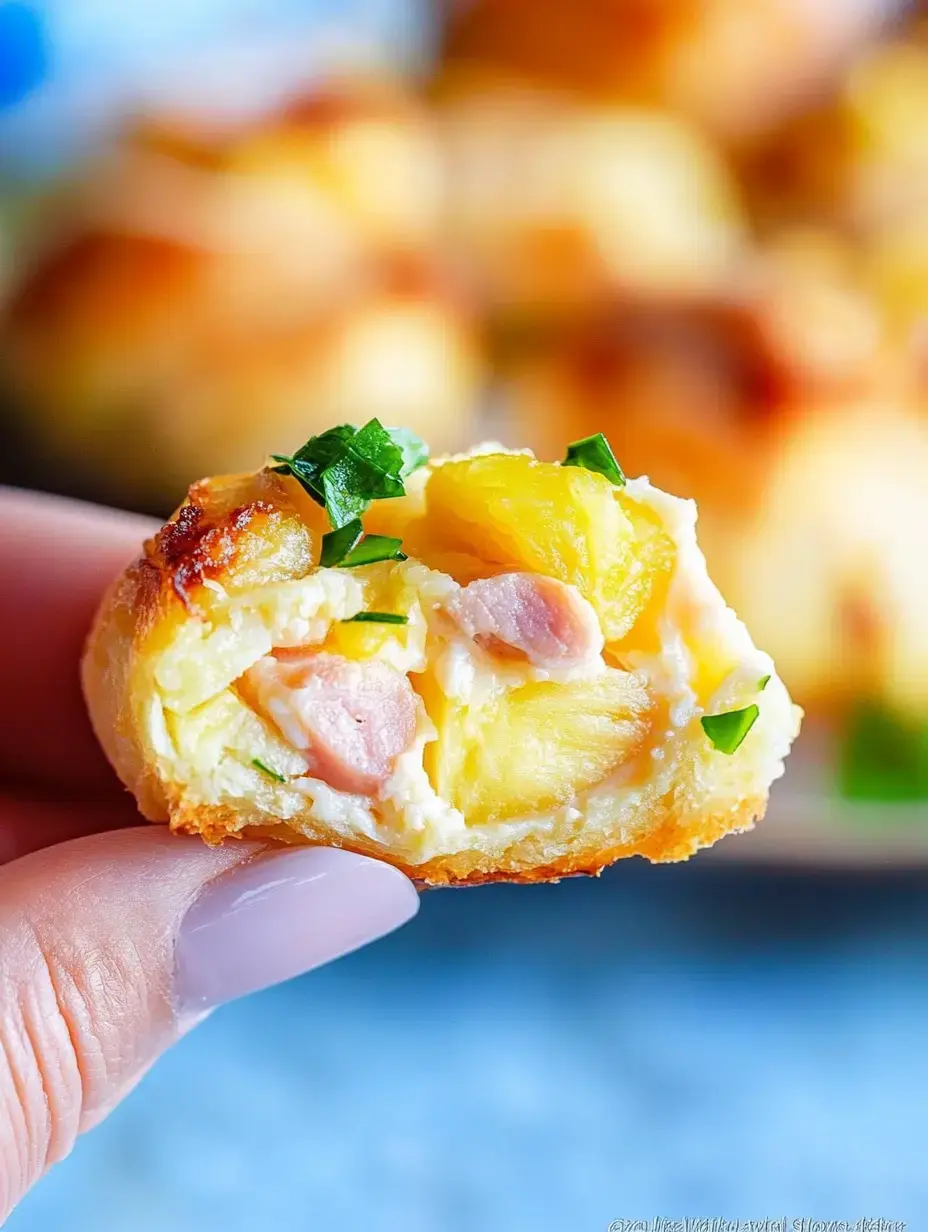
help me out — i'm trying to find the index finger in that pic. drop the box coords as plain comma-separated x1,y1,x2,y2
0,487,156,795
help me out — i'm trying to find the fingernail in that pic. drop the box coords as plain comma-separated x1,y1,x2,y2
174,847,419,1015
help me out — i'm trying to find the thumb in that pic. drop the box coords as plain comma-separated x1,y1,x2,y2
0,827,418,1220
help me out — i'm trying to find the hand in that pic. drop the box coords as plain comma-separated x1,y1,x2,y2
0,487,419,1221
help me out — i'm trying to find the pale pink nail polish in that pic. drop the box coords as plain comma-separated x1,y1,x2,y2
174,847,419,1014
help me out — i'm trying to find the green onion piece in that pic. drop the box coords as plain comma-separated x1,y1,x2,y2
320,519,364,567
342,611,409,625
837,702,928,803
562,432,626,487
758,674,771,692
341,535,406,568
252,758,286,784
701,705,760,755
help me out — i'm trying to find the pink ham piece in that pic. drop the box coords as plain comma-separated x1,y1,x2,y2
245,651,418,795
442,572,605,669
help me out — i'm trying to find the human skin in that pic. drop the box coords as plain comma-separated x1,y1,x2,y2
0,487,420,1222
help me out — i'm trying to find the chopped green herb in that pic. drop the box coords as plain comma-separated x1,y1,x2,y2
252,758,287,784
320,520,407,569
272,418,414,529
272,424,354,501
701,705,760,755
342,611,409,625
838,702,928,803
341,535,406,568
273,420,427,564
758,674,771,692
562,432,626,487
320,519,364,567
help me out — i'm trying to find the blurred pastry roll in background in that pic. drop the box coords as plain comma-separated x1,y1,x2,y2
438,0,905,141
1,79,479,510
436,84,748,315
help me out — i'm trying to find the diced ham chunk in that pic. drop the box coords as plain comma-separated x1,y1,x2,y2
245,651,418,795
442,572,605,669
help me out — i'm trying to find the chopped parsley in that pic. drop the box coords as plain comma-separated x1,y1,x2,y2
701,705,760,755
758,674,771,692
342,611,409,625
272,419,424,529
252,757,287,784
562,432,626,487
274,420,427,565
837,702,928,803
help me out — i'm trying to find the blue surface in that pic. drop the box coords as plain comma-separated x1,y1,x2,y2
8,862,926,1229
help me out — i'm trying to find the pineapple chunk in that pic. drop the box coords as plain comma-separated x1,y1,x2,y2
420,667,651,824
325,619,408,661
421,454,676,643
425,453,624,583
607,493,677,652
322,561,415,661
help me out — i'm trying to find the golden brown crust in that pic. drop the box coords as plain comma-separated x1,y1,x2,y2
81,468,314,818
157,790,765,887
82,558,168,822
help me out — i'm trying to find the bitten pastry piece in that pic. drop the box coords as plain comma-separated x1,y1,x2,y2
82,423,800,885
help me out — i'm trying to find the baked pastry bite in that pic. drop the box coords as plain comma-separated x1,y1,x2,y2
437,84,747,315
437,0,902,142
82,422,800,885
715,399,928,721
2,81,476,510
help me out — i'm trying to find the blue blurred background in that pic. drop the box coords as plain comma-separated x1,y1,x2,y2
3,0,928,1225
0,0,432,171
